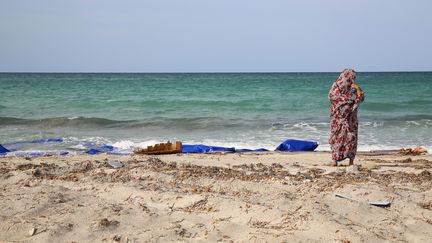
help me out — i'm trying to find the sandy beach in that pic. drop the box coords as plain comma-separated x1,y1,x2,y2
2,0,432,242
0,152,431,242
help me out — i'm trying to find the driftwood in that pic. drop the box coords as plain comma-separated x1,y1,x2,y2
134,141,182,155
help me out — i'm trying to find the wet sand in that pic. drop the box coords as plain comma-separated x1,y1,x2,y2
1,152,431,242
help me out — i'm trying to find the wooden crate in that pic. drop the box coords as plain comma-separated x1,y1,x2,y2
134,141,182,155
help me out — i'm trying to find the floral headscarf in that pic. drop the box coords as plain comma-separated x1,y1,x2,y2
328,68,364,162
335,68,356,94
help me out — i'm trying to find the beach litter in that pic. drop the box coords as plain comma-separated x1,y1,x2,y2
134,141,182,155
0,144,10,154
133,139,318,155
275,139,318,152
1,138,319,157
335,194,391,207
346,165,360,174
108,160,124,169
399,146,428,156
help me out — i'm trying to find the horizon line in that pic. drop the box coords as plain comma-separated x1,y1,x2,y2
1,70,432,74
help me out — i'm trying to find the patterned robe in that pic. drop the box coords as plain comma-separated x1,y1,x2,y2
328,69,365,162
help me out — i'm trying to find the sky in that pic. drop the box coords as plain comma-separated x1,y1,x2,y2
0,0,431,72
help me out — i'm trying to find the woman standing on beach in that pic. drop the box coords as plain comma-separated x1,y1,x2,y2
328,69,364,166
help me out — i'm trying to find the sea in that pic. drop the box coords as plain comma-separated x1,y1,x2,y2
1,72,431,154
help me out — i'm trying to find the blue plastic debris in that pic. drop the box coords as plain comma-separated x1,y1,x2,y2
235,148,269,152
1,138,319,156
86,145,114,154
100,145,114,151
86,148,103,155
0,144,10,154
182,139,318,154
335,194,391,207
275,139,318,152
182,144,236,153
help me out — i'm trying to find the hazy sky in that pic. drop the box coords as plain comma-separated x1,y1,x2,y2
1,0,431,72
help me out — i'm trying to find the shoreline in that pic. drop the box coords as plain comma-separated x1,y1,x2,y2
1,152,431,242
1,146,429,158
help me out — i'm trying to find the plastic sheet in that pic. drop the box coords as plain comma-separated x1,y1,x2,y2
275,139,318,152
0,144,10,154
1,138,319,156
86,145,115,154
182,144,235,153
235,148,269,152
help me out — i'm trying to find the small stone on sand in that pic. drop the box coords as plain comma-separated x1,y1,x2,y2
29,227,36,236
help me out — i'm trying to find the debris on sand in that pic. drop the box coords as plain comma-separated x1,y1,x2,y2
29,227,36,236
0,152,431,242
134,141,182,155
108,160,124,169
182,197,217,213
175,227,193,238
113,235,122,241
346,165,360,174
96,218,120,230
399,146,428,156
419,201,432,210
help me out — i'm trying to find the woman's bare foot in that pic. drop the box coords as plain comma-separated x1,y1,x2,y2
330,161,338,167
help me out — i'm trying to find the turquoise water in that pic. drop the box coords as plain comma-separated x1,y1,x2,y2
1,72,431,152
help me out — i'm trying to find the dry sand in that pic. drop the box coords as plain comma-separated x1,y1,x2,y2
0,152,431,242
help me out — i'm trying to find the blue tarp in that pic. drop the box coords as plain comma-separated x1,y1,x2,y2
86,145,114,154
235,148,269,152
275,139,318,152
182,144,236,153
86,149,103,155
1,138,319,156
182,139,318,154
0,144,10,154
